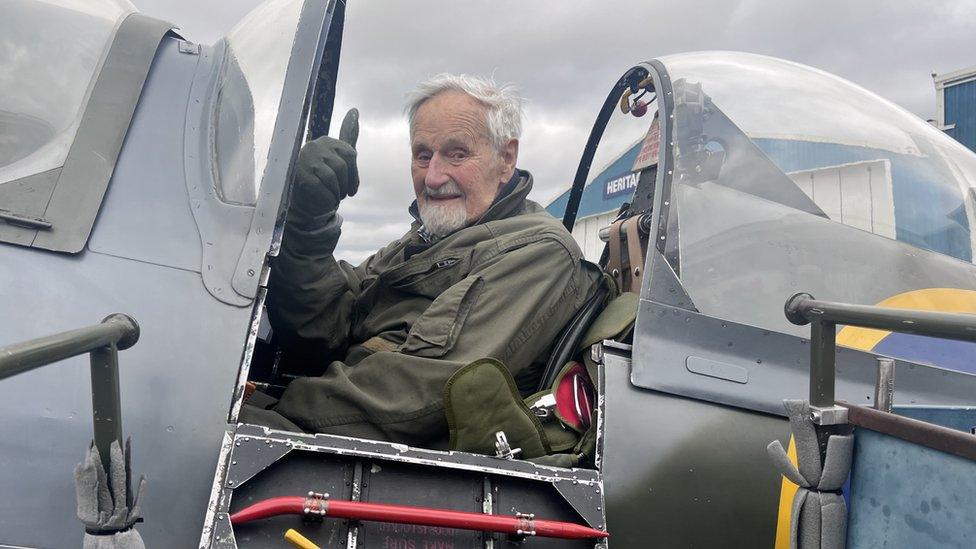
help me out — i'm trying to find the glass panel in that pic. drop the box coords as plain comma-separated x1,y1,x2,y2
657,52,976,339
214,0,305,206
661,51,976,262
0,0,134,184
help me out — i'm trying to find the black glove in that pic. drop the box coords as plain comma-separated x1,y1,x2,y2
288,108,360,230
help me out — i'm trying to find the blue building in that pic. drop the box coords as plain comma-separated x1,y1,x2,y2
935,66,976,153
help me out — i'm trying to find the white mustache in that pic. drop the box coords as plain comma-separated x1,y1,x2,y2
424,181,464,198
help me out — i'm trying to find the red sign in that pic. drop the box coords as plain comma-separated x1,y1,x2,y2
632,115,660,171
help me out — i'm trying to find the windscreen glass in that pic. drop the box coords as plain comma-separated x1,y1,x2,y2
0,0,134,185
214,0,305,206
658,52,976,341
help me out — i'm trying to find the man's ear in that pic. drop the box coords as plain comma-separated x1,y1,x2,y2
498,139,519,180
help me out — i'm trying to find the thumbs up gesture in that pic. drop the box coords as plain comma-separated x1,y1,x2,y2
288,108,360,229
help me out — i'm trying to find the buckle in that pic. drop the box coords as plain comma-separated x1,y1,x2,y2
494,431,522,460
302,491,329,522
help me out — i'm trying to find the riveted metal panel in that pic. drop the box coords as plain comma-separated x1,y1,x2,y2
87,37,204,272
632,299,976,418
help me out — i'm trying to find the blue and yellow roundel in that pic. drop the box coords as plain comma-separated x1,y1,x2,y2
836,288,976,374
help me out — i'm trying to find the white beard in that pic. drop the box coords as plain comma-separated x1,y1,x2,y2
418,181,468,237
419,199,468,237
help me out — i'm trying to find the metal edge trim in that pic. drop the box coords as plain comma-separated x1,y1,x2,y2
230,0,337,299
32,13,175,253
199,429,236,548
227,286,268,423
232,426,601,485
645,58,678,273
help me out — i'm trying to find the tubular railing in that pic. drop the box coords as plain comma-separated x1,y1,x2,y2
784,292,976,460
0,314,140,473
785,292,976,412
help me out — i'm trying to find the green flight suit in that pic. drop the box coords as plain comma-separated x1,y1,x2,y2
243,171,601,449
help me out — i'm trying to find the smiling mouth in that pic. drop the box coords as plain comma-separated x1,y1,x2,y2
426,194,462,201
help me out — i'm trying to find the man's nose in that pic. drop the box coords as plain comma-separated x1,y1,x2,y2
424,154,451,188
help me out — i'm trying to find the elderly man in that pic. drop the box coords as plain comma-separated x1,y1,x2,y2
243,74,600,449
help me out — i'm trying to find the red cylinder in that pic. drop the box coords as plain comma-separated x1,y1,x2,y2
229,496,608,540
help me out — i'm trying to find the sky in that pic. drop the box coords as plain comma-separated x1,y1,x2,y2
131,0,976,263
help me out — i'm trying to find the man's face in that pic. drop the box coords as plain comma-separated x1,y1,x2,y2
410,90,517,236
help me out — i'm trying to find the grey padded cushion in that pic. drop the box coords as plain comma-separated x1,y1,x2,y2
767,400,853,549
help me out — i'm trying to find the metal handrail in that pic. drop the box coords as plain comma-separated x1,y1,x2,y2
786,292,976,343
0,314,140,473
784,292,976,463
785,292,976,411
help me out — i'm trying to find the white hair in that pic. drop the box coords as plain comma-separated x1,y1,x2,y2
406,73,523,151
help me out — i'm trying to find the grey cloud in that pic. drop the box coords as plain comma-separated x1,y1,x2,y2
132,0,976,258
133,0,264,44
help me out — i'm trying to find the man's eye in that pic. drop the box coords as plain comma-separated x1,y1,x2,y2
449,151,468,160
415,152,431,163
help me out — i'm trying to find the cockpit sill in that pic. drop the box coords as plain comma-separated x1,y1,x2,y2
204,343,623,548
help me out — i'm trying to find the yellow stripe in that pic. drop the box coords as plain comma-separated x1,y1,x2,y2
774,436,799,549
837,288,976,351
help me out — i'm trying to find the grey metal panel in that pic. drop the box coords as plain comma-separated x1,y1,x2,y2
183,41,254,307
847,420,976,548
643,249,695,310
631,299,976,418
601,351,788,547
551,478,606,529
228,452,353,548
224,435,293,487
0,167,59,245
357,461,483,548
231,0,337,300
88,37,203,273
33,14,173,253
895,405,976,433
0,247,251,547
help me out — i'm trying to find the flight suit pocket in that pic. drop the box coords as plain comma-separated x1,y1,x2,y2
400,275,484,357
388,254,470,300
